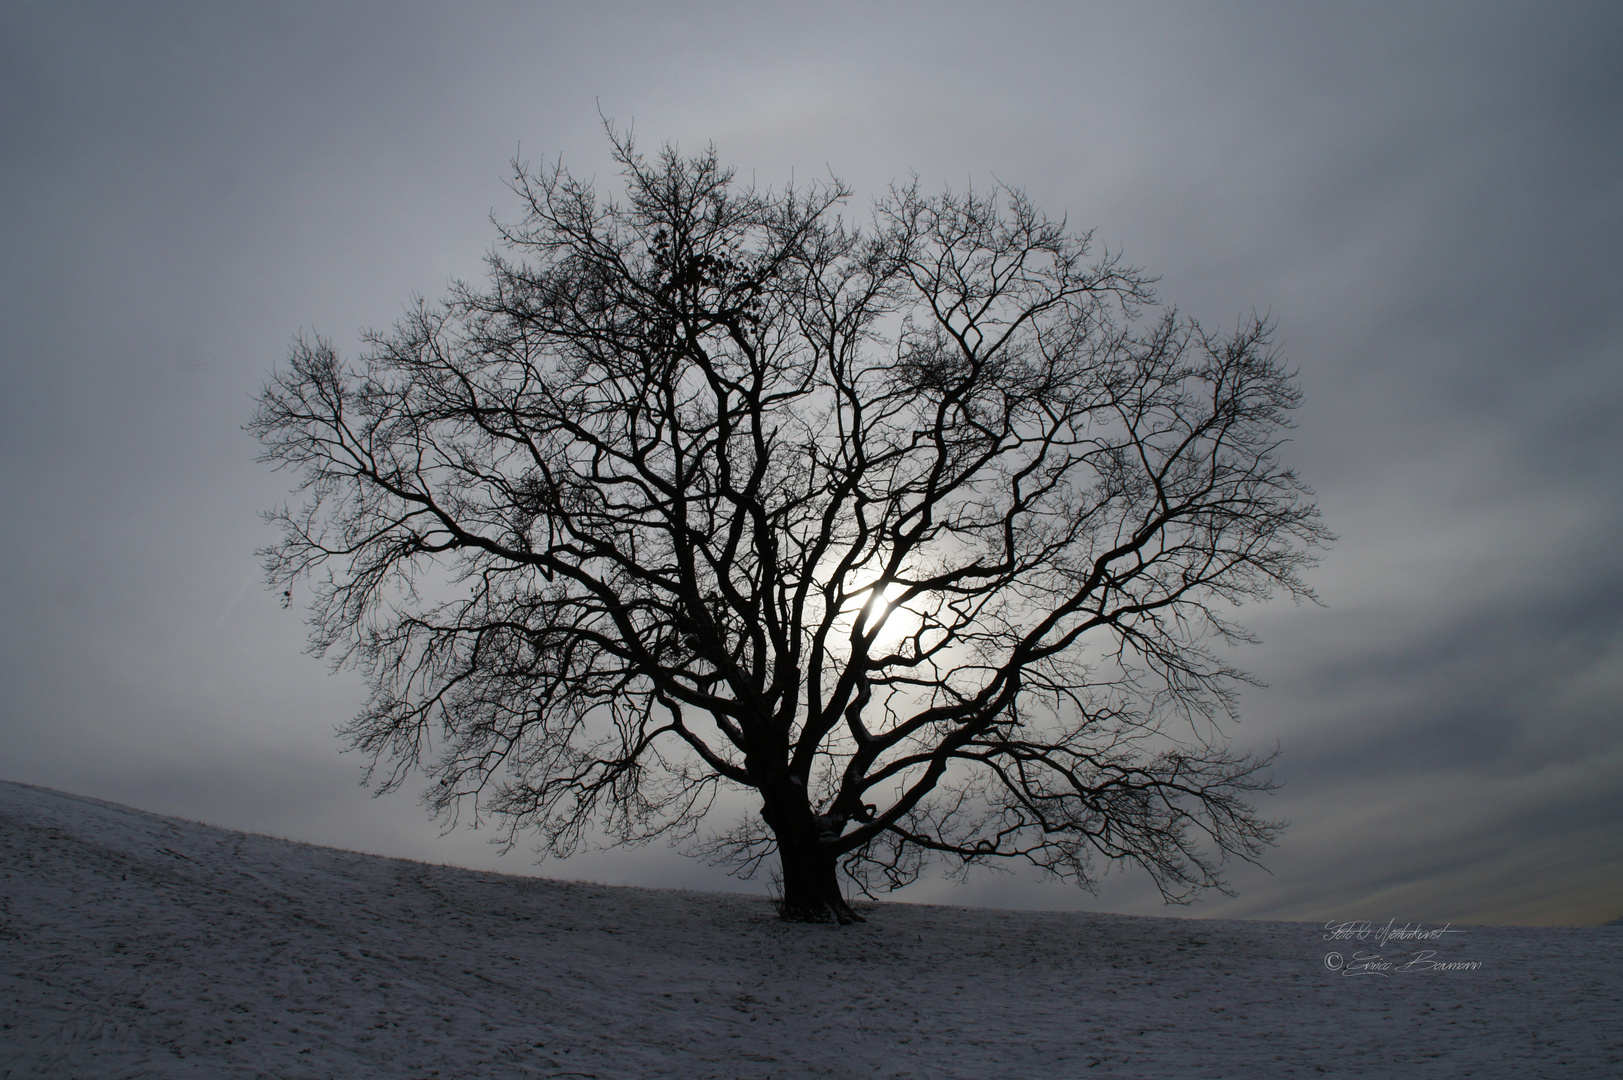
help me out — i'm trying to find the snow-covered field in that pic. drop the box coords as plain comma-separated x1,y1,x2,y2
1,781,1617,1078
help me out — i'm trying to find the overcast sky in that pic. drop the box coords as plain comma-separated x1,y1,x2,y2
3,1,1619,926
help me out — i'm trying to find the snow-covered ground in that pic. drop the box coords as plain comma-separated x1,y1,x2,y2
1,781,1617,1078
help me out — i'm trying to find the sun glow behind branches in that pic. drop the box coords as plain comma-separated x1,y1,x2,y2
848,581,928,654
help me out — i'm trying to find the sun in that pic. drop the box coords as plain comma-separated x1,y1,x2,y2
854,582,917,650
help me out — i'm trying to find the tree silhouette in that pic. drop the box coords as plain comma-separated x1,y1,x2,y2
253,132,1327,922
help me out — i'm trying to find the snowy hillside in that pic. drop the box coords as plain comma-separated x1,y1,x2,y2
1,781,1617,1078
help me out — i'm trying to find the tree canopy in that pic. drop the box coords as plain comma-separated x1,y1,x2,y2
253,132,1328,922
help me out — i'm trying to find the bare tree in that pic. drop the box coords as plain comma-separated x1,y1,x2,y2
253,131,1328,923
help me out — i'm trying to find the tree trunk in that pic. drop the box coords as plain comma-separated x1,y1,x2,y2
759,790,863,924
